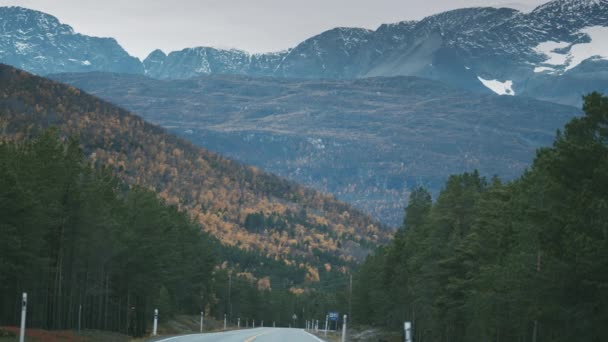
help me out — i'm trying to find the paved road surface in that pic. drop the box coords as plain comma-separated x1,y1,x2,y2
151,328,325,342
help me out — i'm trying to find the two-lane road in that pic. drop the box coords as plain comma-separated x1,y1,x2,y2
151,328,325,342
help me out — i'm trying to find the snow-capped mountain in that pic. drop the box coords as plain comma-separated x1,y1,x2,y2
140,0,608,105
1,1,607,106
0,7,142,75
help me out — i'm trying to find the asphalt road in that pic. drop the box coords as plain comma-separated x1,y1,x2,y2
151,328,326,342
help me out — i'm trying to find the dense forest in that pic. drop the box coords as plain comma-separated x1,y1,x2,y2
0,130,215,335
0,64,389,286
352,93,608,341
0,130,351,336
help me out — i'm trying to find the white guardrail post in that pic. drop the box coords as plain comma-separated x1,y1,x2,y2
19,293,27,342
152,309,158,336
341,314,347,342
404,321,412,342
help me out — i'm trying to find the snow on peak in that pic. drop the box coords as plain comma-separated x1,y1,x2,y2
477,77,515,96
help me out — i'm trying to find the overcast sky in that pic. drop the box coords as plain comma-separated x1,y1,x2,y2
1,0,549,59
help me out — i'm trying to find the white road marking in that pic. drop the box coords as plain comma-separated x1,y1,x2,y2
303,330,327,342
155,334,202,342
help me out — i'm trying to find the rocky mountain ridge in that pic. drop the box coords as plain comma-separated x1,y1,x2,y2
0,6,142,75
2,1,607,106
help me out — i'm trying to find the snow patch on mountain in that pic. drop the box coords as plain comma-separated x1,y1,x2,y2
14,41,32,54
534,41,570,66
533,26,608,73
477,77,515,96
534,66,557,73
566,26,608,70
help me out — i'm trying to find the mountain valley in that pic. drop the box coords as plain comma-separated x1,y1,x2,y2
52,72,580,225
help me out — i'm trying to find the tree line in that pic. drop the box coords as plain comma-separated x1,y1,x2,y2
352,93,608,342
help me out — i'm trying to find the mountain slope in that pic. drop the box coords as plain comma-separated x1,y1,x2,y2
0,6,142,75
0,64,389,281
52,71,581,226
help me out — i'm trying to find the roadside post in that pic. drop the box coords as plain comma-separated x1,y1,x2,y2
324,315,329,336
19,292,27,342
238,317,240,328
341,314,347,342
152,309,158,336
261,320,264,328
404,321,412,342
200,311,204,332
78,304,82,334
224,314,227,330
253,319,255,328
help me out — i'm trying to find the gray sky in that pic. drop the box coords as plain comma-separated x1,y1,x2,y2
1,0,548,59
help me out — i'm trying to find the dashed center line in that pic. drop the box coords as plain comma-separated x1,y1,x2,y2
244,330,274,342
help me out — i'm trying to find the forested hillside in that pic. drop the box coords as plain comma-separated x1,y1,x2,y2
352,93,608,342
0,64,389,285
0,131,352,336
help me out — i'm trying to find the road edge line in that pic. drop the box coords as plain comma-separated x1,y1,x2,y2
303,330,327,342
154,333,202,342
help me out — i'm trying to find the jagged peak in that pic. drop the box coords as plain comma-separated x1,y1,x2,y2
327,26,374,33
0,6,74,34
180,46,249,55
378,20,418,29
144,49,167,60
